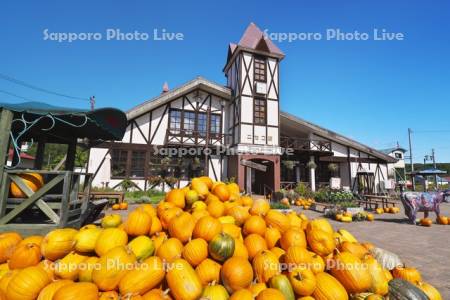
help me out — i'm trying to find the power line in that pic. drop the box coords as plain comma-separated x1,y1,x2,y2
0,73,89,101
0,89,44,102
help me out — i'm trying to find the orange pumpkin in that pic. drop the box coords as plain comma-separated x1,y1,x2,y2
256,288,286,300
94,228,128,256
9,172,44,198
182,238,208,266
92,246,136,291
124,208,152,236
416,281,442,300
8,242,41,269
248,282,267,297
195,258,222,285
54,251,87,280
166,258,202,300
241,195,253,207
289,267,316,296
264,210,290,233
0,270,19,295
18,235,44,248
232,239,249,260
420,218,433,227
53,282,98,300
436,216,448,225
207,200,226,218
230,289,253,300
112,204,120,210
165,189,186,208
78,256,99,282
270,246,285,260
244,233,268,259
330,251,372,294
284,246,312,266
6,266,52,300
199,176,213,189
149,217,163,235
37,279,73,300
157,201,176,217
119,202,128,210
156,238,183,262
222,223,243,241
0,232,22,263
227,205,250,225
191,178,210,200
160,207,182,230
265,227,281,248
142,289,172,300
338,242,368,259
312,272,348,300
221,257,254,293
119,256,165,296
193,216,222,242
213,183,231,202
280,228,307,250
151,232,168,252
250,199,270,216
392,266,422,283
305,227,335,256
243,215,267,236
253,250,280,283
168,212,195,243
99,291,120,300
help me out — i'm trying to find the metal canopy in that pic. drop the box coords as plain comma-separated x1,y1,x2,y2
0,102,127,142
409,168,447,176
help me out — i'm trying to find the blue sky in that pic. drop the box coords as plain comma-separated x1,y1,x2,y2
1,0,449,162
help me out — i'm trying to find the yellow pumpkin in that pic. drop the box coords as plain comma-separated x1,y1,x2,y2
140,204,157,217
128,236,155,261
149,216,163,235
168,212,195,243
119,256,165,295
265,227,281,248
99,291,120,300
232,239,249,260
227,205,250,225
241,195,253,207
182,238,208,266
256,288,286,300
250,199,270,216
218,215,236,224
280,228,307,250
92,246,137,291
416,281,442,300
8,242,41,269
363,255,389,296
305,227,335,256
37,279,73,300
243,215,267,236
288,267,316,296
151,232,167,252
253,250,280,283
165,188,186,208
74,227,102,253
166,258,202,300
94,228,128,256
307,219,334,235
264,210,290,233
195,258,222,285
193,216,222,242
191,178,210,200
191,200,207,212
208,200,226,218
0,263,9,279
54,251,87,280
221,256,254,293
270,246,285,260
244,233,268,259
53,282,99,300
124,208,153,236
0,270,19,295
226,182,240,194
248,282,267,297
156,238,183,263
230,288,253,300
157,201,176,217
222,223,243,241
310,253,325,274
78,256,99,282
191,209,210,224
330,251,372,294
201,283,229,300
41,228,77,261
38,259,55,280
312,272,348,300
338,242,368,259
6,266,51,300
101,214,122,228
287,212,303,228
9,172,44,198
18,235,44,248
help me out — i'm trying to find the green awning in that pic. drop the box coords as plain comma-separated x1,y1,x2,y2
0,101,127,142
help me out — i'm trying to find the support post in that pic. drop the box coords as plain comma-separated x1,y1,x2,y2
34,138,46,170
65,141,77,171
309,155,316,192
0,109,13,188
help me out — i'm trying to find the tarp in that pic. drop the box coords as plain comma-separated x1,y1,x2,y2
0,101,127,142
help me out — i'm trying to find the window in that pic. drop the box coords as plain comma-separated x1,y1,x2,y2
169,110,181,134
130,151,146,177
183,111,196,134
210,114,221,134
111,149,128,177
254,57,266,82
197,113,207,136
395,152,403,159
254,98,266,125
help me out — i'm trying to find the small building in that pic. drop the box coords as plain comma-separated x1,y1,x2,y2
7,149,35,169
379,146,407,182
88,23,396,195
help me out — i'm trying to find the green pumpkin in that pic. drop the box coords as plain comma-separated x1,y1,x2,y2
388,278,429,300
208,233,235,262
269,274,295,300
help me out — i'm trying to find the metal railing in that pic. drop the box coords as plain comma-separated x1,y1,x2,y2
280,136,332,152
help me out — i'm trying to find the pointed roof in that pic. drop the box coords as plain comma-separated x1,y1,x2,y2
238,23,284,56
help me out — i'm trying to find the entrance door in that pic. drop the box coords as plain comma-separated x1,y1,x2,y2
246,159,275,195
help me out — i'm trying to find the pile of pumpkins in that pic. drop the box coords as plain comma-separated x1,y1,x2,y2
335,212,375,223
0,176,443,300
112,202,129,211
294,198,314,210
375,207,400,215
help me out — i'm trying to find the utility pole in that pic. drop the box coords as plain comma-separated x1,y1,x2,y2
408,128,415,190
90,96,96,111
432,148,436,168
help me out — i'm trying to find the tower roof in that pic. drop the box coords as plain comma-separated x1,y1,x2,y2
238,23,284,56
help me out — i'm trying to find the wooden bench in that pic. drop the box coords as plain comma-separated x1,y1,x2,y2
360,195,398,210
311,202,336,213
82,192,125,204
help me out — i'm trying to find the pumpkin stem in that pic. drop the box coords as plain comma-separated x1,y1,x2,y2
295,272,303,281
163,288,171,295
